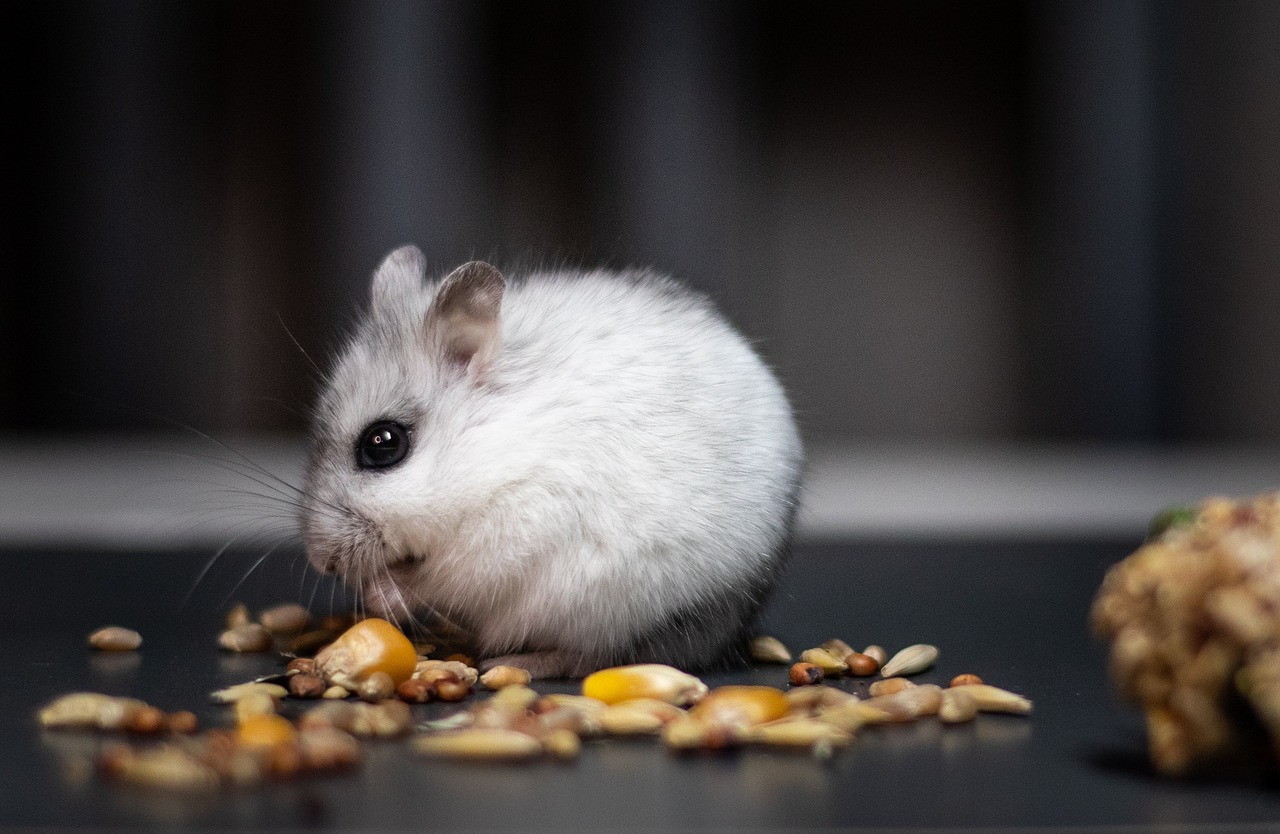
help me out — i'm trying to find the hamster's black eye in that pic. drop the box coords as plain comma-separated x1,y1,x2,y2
356,421,410,469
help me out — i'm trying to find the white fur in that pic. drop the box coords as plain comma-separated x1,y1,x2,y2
301,247,803,673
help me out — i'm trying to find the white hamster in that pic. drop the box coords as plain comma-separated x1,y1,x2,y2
300,245,803,678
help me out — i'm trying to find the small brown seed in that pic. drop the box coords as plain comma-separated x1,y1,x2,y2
88,626,142,652
287,657,317,675
288,630,337,657
414,660,480,686
950,673,984,688
862,645,888,667
480,665,532,690
259,603,311,635
789,662,824,686
845,652,880,676
321,614,356,632
868,677,914,697
126,705,167,734
225,603,252,629
435,678,473,702
749,635,792,664
165,711,199,734
218,624,272,653
396,678,435,703
289,673,327,699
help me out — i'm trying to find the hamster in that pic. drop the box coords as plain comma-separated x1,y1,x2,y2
300,245,803,678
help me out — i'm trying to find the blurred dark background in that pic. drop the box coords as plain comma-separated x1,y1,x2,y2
2,0,1278,443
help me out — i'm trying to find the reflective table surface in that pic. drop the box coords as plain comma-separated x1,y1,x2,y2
5,538,1280,833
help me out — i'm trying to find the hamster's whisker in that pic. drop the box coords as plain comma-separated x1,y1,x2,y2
219,542,287,611
275,309,327,380
180,535,248,612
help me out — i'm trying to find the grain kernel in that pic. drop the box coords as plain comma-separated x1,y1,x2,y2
582,664,709,707
689,686,790,729
962,684,1033,714
747,719,853,749
234,691,278,722
489,684,540,711
799,648,849,675
236,713,296,748
258,603,311,635
480,665,532,690
749,635,792,664
218,624,272,653
209,682,288,704
868,677,914,697
821,639,856,659
881,644,938,677
950,673,984,688
357,671,395,703
126,705,167,734
598,704,666,735
314,618,417,689
165,711,199,734
322,685,351,700
225,603,252,629
414,729,544,761
39,693,148,730
298,726,361,770
862,645,888,667
542,728,582,760
939,688,979,723
88,626,142,652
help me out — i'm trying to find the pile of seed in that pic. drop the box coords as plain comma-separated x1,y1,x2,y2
1093,490,1280,776
41,610,1031,790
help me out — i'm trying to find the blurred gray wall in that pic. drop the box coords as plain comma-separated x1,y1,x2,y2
2,0,1279,442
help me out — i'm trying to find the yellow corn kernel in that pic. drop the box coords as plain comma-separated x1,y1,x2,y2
236,713,297,749
314,617,417,690
689,685,790,729
581,664,709,707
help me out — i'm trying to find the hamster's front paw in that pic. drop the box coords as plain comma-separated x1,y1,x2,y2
479,650,601,680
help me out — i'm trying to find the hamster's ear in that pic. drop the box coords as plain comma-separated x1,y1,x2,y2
371,245,427,311
425,261,505,374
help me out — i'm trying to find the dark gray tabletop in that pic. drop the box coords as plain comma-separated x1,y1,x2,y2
4,538,1280,833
